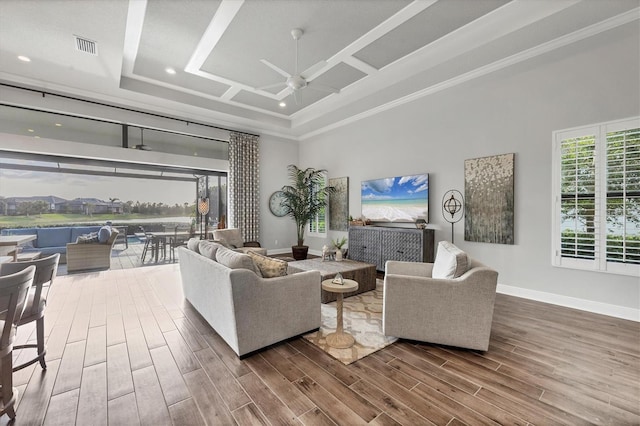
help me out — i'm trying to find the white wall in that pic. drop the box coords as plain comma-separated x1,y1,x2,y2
298,23,640,314
259,134,299,253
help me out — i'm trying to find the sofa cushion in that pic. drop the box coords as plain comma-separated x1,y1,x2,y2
98,226,112,243
215,246,259,274
36,227,72,248
199,240,222,260
187,238,201,253
432,241,468,279
247,251,287,278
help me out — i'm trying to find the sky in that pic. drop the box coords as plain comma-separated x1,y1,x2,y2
0,169,196,205
361,173,429,201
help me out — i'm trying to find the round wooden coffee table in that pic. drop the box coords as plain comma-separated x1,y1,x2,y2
321,278,359,349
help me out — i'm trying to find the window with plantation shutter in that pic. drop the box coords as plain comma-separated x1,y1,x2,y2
553,117,640,277
308,173,328,237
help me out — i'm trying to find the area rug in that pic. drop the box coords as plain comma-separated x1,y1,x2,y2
303,280,397,365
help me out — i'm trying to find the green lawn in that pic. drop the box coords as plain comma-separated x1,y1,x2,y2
0,213,174,228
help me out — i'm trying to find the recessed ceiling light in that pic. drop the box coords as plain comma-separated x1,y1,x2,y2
279,102,286,108
18,55,31,62
27,129,34,132
55,123,62,127
165,67,176,75
34,136,40,139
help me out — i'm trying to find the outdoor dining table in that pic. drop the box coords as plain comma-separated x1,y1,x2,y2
0,235,37,261
146,231,191,263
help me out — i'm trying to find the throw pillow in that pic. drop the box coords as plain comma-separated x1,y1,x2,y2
187,238,201,253
77,232,99,243
432,241,468,279
247,251,287,278
215,246,259,274
98,226,112,243
198,240,222,260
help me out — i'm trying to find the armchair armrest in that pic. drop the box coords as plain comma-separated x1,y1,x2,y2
385,260,433,277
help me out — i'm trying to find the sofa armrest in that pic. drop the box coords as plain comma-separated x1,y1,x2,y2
385,260,433,277
229,269,321,355
66,240,116,272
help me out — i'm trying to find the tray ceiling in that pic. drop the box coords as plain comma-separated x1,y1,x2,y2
0,0,638,139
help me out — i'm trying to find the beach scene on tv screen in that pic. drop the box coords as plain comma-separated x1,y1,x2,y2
361,173,429,222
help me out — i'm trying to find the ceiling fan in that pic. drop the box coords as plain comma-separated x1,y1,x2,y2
258,28,339,104
134,128,151,151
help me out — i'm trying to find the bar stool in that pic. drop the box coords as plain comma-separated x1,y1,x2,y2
0,253,60,371
0,265,35,420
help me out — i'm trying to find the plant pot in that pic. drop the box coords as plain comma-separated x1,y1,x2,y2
292,245,309,260
335,249,343,261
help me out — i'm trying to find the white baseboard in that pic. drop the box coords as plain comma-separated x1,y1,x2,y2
266,248,292,255
497,283,640,322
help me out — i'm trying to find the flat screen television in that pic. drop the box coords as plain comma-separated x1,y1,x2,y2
361,173,429,223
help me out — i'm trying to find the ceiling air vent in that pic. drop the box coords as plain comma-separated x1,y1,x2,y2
74,35,97,55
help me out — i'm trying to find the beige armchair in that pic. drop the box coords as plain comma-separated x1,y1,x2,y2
66,229,119,272
383,257,498,351
212,228,267,256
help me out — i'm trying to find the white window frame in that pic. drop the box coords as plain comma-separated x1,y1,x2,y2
552,116,640,277
308,172,328,238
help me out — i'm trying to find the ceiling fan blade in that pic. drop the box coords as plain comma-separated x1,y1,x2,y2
293,90,301,105
307,82,340,94
257,82,287,91
300,60,327,80
260,59,291,78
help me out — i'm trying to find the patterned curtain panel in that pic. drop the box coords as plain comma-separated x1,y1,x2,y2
228,132,260,242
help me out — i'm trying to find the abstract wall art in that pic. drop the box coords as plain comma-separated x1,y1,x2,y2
329,177,349,231
464,153,515,244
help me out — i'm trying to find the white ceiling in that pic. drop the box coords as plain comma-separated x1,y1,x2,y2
0,0,638,140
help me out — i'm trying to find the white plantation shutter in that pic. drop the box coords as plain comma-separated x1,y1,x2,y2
605,125,640,268
553,117,640,276
559,134,599,265
309,174,328,236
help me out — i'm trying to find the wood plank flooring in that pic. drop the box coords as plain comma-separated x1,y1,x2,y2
3,264,638,425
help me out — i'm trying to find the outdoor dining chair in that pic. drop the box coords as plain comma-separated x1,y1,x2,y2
0,265,35,420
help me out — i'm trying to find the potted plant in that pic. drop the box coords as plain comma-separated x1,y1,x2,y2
280,164,336,260
332,236,347,261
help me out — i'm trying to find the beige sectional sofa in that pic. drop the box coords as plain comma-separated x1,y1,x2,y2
177,243,321,357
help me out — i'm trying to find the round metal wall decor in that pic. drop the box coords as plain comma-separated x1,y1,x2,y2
441,190,464,242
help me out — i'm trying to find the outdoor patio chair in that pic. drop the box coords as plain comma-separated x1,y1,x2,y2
0,265,35,420
169,225,191,262
0,253,60,371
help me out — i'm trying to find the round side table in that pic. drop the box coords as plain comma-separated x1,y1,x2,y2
321,278,359,349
